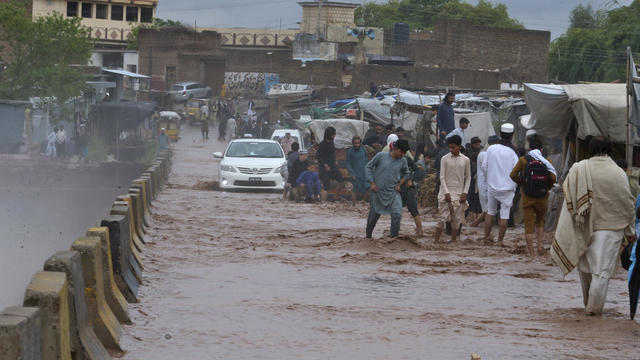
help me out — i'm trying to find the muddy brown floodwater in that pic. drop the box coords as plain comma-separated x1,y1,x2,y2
120,126,640,360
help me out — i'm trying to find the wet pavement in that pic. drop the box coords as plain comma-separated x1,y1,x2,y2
120,126,640,360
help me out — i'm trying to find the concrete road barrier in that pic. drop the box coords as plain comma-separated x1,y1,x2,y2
115,197,146,245
132,179,151,220
23,271,71,360
107,206,143,284
140,174,155,201
70,238,122,352
127,188,147,232
99,216,138,303
111,203,144,261
43,251,112,359
142,171,158,200
86,228,131,325
0,306,42,360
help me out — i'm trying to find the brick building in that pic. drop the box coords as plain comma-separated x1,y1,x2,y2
299,1,359,35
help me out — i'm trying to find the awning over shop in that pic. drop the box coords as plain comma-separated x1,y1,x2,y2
101,68,150,78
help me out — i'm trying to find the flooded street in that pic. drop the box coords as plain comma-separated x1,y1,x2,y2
121,126,640,359
0,158,144,310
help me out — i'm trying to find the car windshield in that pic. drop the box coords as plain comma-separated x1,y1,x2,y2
226,142,283,158
171,85,184,91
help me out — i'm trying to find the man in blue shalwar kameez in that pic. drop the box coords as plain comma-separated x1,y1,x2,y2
347,136,370,206
365,139,410,239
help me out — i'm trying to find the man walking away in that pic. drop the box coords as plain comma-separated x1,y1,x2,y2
471,135,499,227
436,92,455,140
317,127,345,198
510,135,557,256
56,124,67,158
225,115,236,141
401,148,424,237
346,136,370,206
552,137,636,315
435,135,471,243
365,139,410,239
201,115,209,140
482,123,519,245
42,127,58,157
446,117,470,148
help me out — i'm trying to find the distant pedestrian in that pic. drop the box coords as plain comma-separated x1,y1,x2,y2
552,137,636,315
364,124,387,148
281,132,294,156
471,135,499,227
369,81,379,98
482,123,519,244
42,127,58,157
226,116,236,141
510,135,557,256
55,124,67,158
436,92,455,140
401,149,424,237
317,126,345,196
365,139,410,239
435,135,471,243
446,117,470,147
158,128,169,151
201,116,209,140
346,136,370,206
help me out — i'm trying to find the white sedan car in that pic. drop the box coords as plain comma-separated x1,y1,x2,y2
214,139,287,190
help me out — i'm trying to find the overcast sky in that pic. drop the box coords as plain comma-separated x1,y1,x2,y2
156,0,634,39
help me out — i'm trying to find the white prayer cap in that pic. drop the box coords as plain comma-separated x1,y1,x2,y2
526,129,537,137
386,133,398,146
501,123,515,134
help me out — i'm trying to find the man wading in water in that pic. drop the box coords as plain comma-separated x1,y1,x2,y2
365,139,410,239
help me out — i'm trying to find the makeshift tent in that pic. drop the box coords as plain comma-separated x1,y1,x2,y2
357,96,422,131
308,119,369,149
523,83,639,144
453,112,496,146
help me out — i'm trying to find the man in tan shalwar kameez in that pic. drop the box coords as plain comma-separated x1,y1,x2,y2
552,137,636,315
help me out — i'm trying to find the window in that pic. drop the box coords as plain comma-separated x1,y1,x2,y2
95,4,107,19
81,3,92,18
111,5,123,20
66,1,78,17
187,84,198,90
126,6,138,22
140,7,153,23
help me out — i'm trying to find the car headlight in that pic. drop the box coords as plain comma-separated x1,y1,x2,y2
221,164,237,173
273,166,283,174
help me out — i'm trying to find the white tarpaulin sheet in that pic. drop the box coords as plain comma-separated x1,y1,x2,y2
308,119,369,149
453,112,496,146
357,96,421,131
524,83,639,144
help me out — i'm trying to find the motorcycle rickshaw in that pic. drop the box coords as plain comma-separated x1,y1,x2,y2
185,98,211,125
158,111,181,141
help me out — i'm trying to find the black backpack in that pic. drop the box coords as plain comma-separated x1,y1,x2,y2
523,155,550,198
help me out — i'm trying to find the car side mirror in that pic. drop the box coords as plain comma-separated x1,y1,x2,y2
213,152,223,158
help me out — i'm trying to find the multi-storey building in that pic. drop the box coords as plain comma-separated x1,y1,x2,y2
30,0,158,71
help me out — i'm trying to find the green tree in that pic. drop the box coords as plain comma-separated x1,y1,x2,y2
549,0,640,83
355,1,402,29
569,4,606,30
0,1,93,105
438,0,524,29
128,18,185,49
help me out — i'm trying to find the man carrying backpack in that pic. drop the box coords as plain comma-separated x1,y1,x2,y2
510,135,557,257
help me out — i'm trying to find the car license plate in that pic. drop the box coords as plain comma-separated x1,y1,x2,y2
249,177,262,181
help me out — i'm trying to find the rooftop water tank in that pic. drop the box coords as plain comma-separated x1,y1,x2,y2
393,22,410,45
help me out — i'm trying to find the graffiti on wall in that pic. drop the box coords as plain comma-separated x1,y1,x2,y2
224,72,279,97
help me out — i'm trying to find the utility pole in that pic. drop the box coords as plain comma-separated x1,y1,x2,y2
315,0,324,39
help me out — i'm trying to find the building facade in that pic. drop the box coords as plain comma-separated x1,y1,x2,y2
30,0,158,70
299,1,358,35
